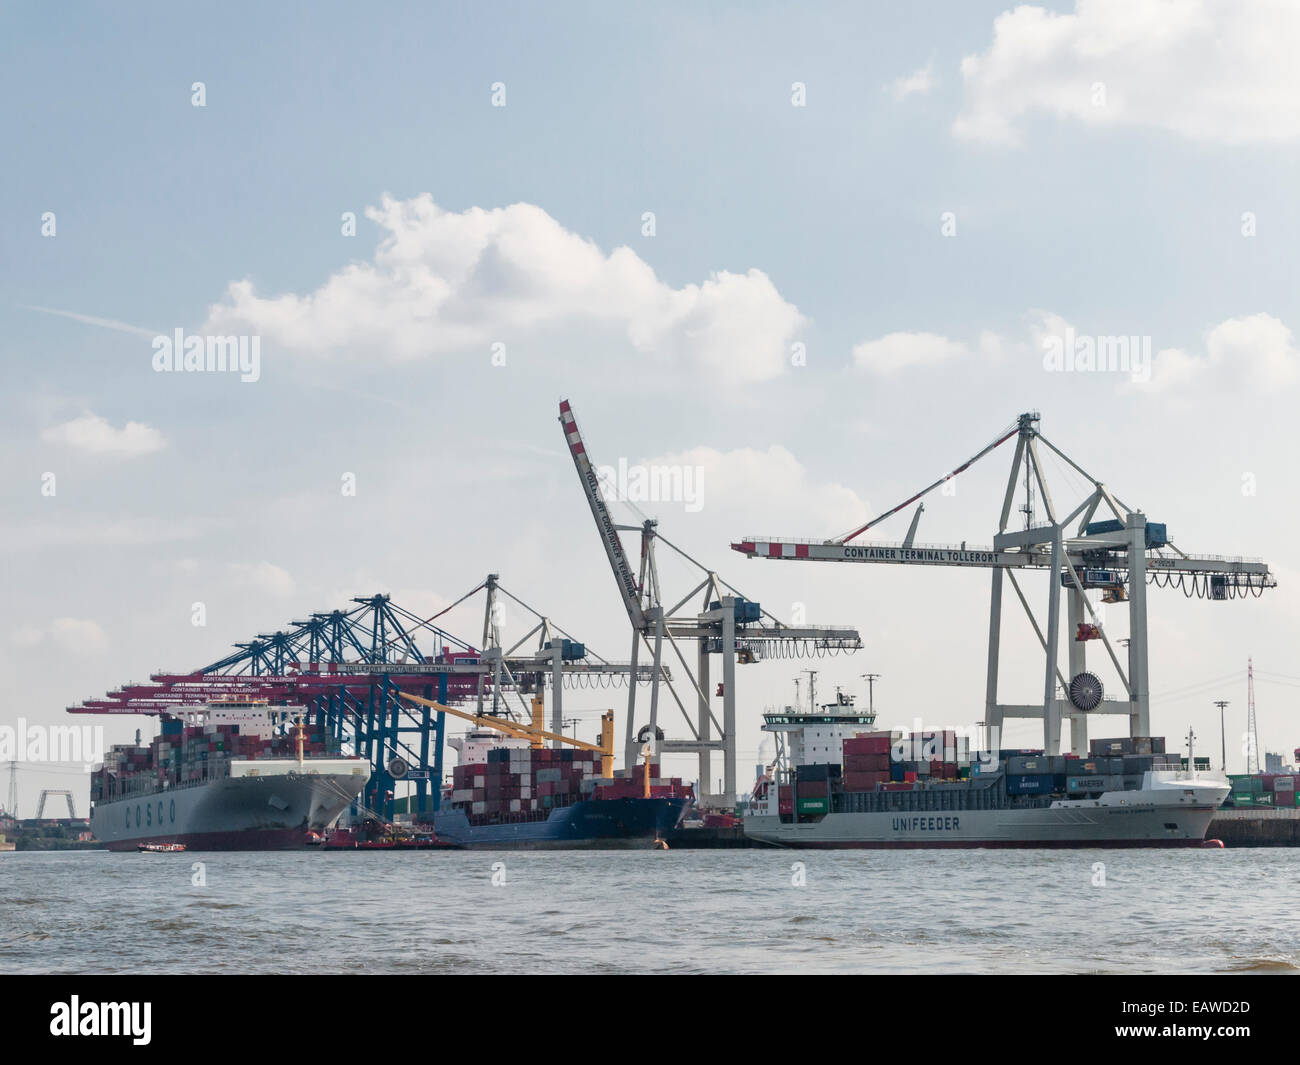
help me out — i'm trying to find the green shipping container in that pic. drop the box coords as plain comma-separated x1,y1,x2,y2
797,797,829,814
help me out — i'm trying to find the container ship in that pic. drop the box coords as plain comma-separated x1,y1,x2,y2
744,687,1229,848
89,700,369,851
430,725,691,848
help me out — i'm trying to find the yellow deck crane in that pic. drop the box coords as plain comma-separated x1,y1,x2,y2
397,691,617,779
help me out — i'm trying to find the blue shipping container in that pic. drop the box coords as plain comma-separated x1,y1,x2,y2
1006,774,1056,795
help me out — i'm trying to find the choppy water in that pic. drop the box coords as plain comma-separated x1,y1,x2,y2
1,848,1296,974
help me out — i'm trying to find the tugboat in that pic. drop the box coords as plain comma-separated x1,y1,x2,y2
137,842,187,853
324,816,457,850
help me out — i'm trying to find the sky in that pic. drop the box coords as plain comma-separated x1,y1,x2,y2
2,0,1299,814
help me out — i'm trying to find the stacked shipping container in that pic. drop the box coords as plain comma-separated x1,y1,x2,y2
447,747,693,826
90,717,340,802
770,732,1182,821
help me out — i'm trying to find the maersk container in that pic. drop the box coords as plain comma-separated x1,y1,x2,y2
1067,775,1117,793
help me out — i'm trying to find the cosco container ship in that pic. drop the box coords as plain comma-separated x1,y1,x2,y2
744,686,1229,848
90,700,369,851
430,726,690,848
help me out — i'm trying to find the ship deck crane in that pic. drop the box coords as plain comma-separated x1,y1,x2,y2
559,399,861,804
732,411,1274,756
398,692,616,778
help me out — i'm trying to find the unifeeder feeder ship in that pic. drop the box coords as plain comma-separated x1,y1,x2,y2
744,685,1229,848
90,700,369,851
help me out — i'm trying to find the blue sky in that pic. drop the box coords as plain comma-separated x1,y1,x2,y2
3,1,1299,811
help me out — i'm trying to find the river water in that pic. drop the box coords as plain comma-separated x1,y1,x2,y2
1,848,1295,974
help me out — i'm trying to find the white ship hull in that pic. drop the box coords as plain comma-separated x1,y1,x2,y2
745,774,1230,848
91,759,369,851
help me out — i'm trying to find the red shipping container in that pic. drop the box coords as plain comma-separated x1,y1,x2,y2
846,734,893,756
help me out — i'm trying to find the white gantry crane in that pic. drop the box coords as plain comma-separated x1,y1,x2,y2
559,400,861,803
732,411,1274,756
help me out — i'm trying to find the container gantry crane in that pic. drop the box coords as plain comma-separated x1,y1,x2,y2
68,586,659,820
559,399,862,804
732,411,1274,756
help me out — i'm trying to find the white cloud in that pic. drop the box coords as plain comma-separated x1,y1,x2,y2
51,618,108,653
10,624,45,648
850,310,1299,393
40,413,165,458
203,195,807,384
851,331,968,375
887,62,935,101
954,0,1300,145
1145,313,1300,392
227,562,296,597
10,618,108,653
638,444,870,534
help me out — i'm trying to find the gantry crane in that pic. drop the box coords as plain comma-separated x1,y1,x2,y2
732,411,1274,756
69,585,658,819
559,399,861,803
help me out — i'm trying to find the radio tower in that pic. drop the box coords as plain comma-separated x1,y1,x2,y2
1246,658,1261,775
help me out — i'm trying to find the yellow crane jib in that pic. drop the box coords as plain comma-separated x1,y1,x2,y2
396,692,616,778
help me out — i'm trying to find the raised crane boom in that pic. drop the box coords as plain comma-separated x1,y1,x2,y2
559,400,647,631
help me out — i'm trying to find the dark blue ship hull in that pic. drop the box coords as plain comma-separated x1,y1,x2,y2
433,796,688,849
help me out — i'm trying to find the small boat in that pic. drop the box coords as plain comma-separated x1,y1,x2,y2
137,842,187,853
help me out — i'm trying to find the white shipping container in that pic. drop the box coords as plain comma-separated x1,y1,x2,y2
472,801,486,814
509,799,521,812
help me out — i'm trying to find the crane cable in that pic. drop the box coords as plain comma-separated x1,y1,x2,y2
835,418,1022,544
